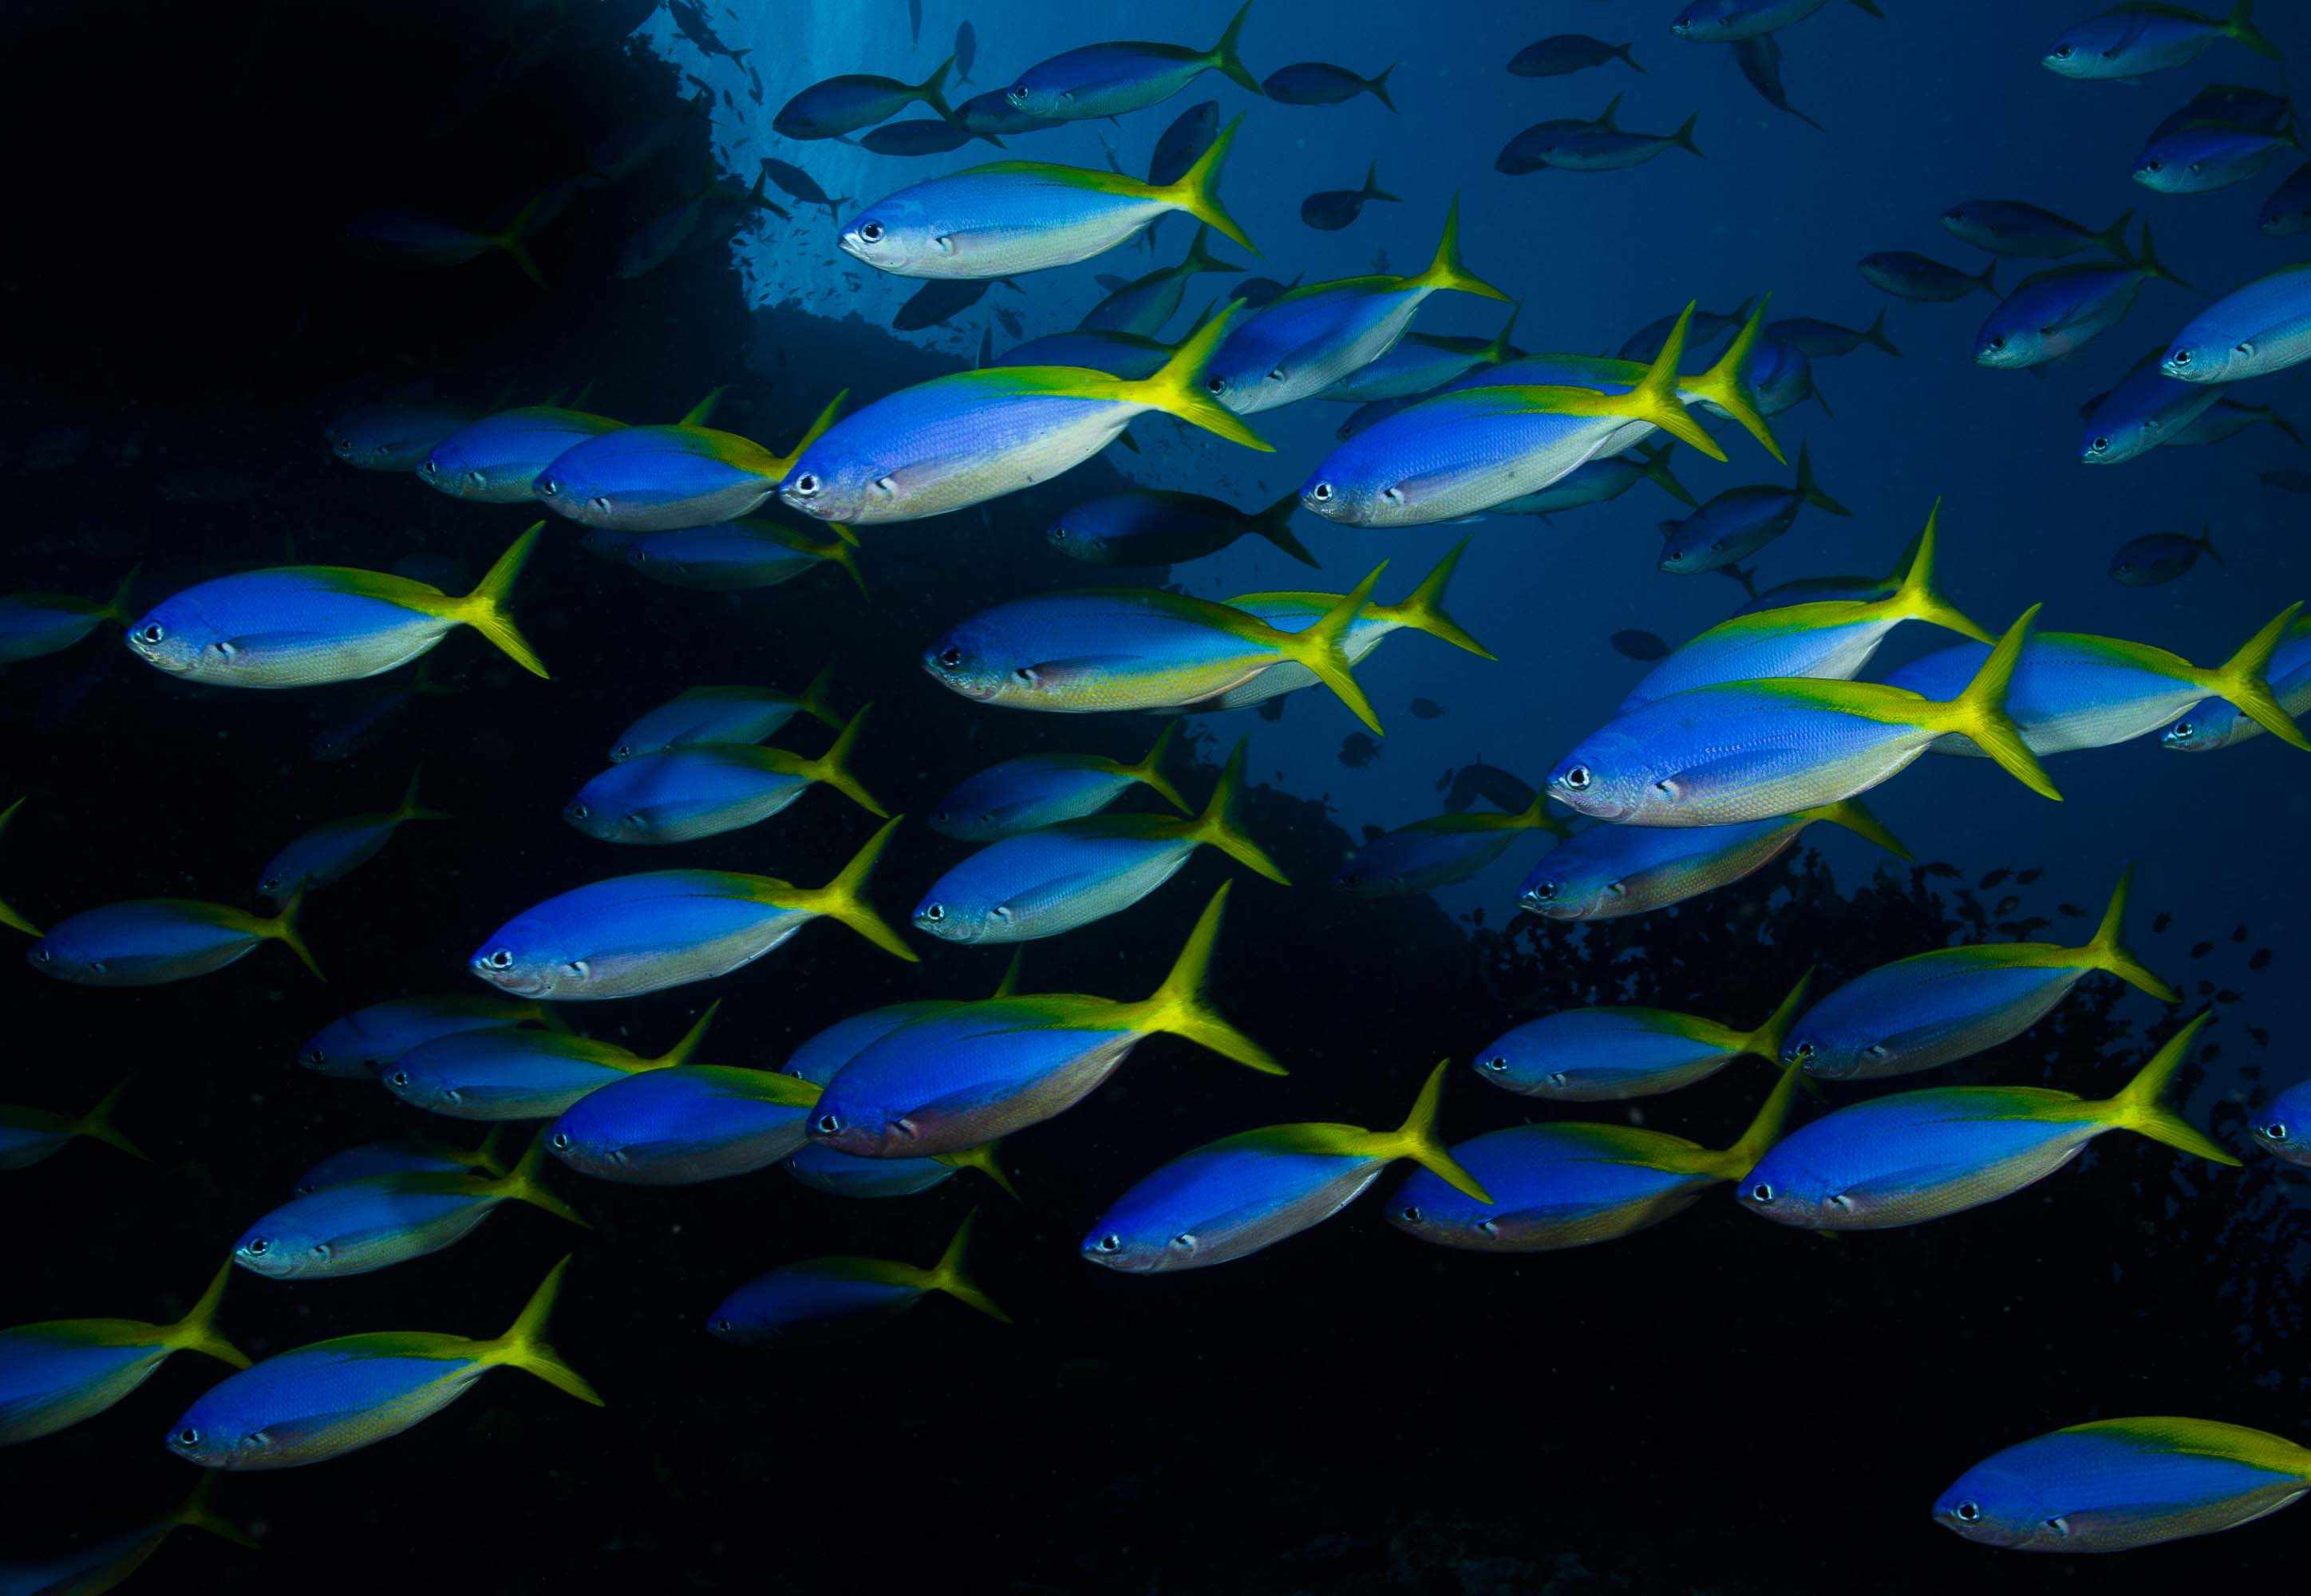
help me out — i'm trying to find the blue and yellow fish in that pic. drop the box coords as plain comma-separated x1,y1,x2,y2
565,705,884,844
708,1209,1010,1347
1,1261,246,1444
384,1003,719,1120
29,891,320,987
929,720,1189,841
0,565,137,665
532,393,847,534
607,667,842,762
289,1129,506,1196
1518,799,1908,921
1004,6,1259,121
1333,788,1570,898
0,1476,255,1590
1475,970,1814,1100
296,994,559,1080
259,768,448,899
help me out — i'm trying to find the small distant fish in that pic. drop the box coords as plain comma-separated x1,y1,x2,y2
535,395,847,532
759,158,849,223
1302,161,1402,231
930,722,1188,842
909,0,921,45
774,57,957,140
326,398,478,471
1765,311,1899,358
1150,100,1222,189
955,20,977,84
2134,118,2301,196
1338,733,1380,768
1942,200,2131,262
2259,160,2311,235
669,0,753,68
1046,488,1317,568
1442,762,1539,816
566,707,883,844
1409,697,1445,719
1227,274,1302,309
259,770,448,898
1658,441,1849,574
0,565,137,665
2262,468,2311,492
2111,527,2221,586
1611,630,1671,662
1509,34,1641,78
1,1077,140,1170
709,1210,1009,1345
1004,6,1258,121
341,199,547,287
609,670,841,762
895,277,994,331
1860,251,1997,302
2042,2,2279,81
1262,60,1399,108
1731,34,1820,130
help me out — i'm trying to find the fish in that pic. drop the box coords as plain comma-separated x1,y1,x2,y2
2112,527,2221,585
289,1130,506,1195
1078,226,1245,338
1298,302,1763,527
608,667,843,761
622,519,866,595
1331,790,1570,898
1627,504,1989,706
858,117,985,156
913,737,1286,944
0,1077,140,1170
952,89,1065,138
1338,732,1380,768
124,524,547,687
1786,868,2172,1082
1204,200,1508,413
565,707,883,844
258,769,448,898
382,1003,720,1120
0,1262,246,1445
785,1138,1018,1201
759,158,848,223
231,1134,582,1280
424,394,725,504
2043,2,2278,80
777,307,1269,527
2078,346,2228,463
1475,969,1813,1100
1940,200,2131,260
0,1476,255,1590
2159,616,2311,752
1508,34,1642,77
1740,1012,2238,1232
534,393,847,533
326,397,480,471
0,566,138,664
1882,606,2309,759
668,0,752,67
1859,251,1997,302
1974,226,2183,369
924,559,1404,732
1002,5,1259,121
1538,109,1702,172
773,55,957,140
1765,314,1894,360
1618,301,1749,368
341,196,547,287
468,816,918,1001
1389,1064,1801,1253
614,170,788,279
708,1209,1010,1346
164,1256,599,1469
1409,697,1445,719
1672,0,1887,41
1545,606,2064,827
1045,487,1316,568
28,891,319,986
1612,630,1671,662
1443,764,1539,816
1937,1416,2311,1554
1150,101,1222,203
1227,273,1302,309
955,19,977,84
547,1061,820,1185
1498,99,1625,176
2161,262,2311,383
1300,161,1403,231
1320,306,1522,403
839,115,1252,280
808,883,1280,1159
1732,34,1821,130
1658,440,1849,573
1262,59,1399,106
929,721,1190,841
2134,118,2301,194
1207,543,1495,714
296,994,559,1080
1084,1059,1487,1273
2259,159,2311,235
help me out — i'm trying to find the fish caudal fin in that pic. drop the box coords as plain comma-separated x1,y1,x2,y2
456,523,551,679
799,817,919,962
502,1132,589,1228
1267,562,1388,734
1941,605,2063,802
1863,306,1902,358
170,1476,259,1551
807,705,891,818
1801,797,1911,859
1742,967,1818,1061
820,522,869,598
2094,209,2135,262
1187,737,1291,885
1692,297,1782,463
1207,2,1262,95
770,390,852,478
1183,223,1247,279
103,563,143,626
1359,160,1402,203
1638,441,1698,508
494,192,548,289
1382,1060,1491,1203
475,1125,512,1175
1160,113,1258,255
1713,1062,1807,1179
1251,492,1321,567
1389,539,1495,659
1134,883,1285,1075
2206,602,2311,750
1888,501,1993,642
264,891,326,982
1672,111,1703,158
483,1255,605,1405
1412,196,1511,302
1125,719,1194,813
929,1209,1015,1324
799,661,843,732
1510,789,1573,839
395,767,452,824
73,1076,145,1162
2130,221,2190,290
1124,302,1273,451
2084,863,2177,1001
168,1260,252,1370
1792,440,1850,516
2228,2,2280,60
655,999,723,1068
2102,1013,2240,1165
915,53,958,122
0,796,41,937
939,1141,1022,1203
1507,302,1728,462
1367,61,1399,110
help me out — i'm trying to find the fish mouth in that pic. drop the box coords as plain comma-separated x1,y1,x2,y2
471,960,549,998
126,641,192,674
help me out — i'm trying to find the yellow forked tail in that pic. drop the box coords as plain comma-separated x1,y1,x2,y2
0,795,39,936
2079,863,2177,1001
1687,296,1783,464
1740,968,1817,1062
1378,539,1495,659
791,816,919,962
2100,1012,2241,1167
1120,719,1192,813
1495,304,1728,462
1159,113,1257,255
457,523,551,680
1376,1059,1491,1203
1934,605,2063,803
1128,882,1286,1075
1120,303,1274,452
803,704,891,818
2194,602,2310,751
165,1259,251,1371
1409,196,1511,303
1182,737,1291,885
1257,562,1390,734
1882,501,1993,643
928,1209,1015,1324
480,1255,605,1406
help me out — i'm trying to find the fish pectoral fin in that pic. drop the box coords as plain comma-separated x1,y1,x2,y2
1641,748,1803,806
1009,654,1144,688
982,867,1120,924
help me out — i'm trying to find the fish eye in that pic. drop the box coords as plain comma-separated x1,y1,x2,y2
857,219,885,243
1167,1232,1195,1250
176,1427,200,1446
2143,160,2163,173
1205,374,1227,394
1955,1501,1981,1523
712,1317,734,1335
32,946,51,962
2090,437,2108,452
1399,1206,1421,1223
245,1237,269,1255
2264,1121,2291,1142
486,949,513,969
1094,1234,1121,1253
137,623,164,644
1985,337,2005,352
612,744,632,759
1050,526,1068,540
1479,1055,1508,1072
792,473,820,496
1790,1040,1815,1061
568,804,591,821
1529,880,1557,900
1561,765,1591,791
1005,85,1028,104
388,1069,410,1088
537,478,559,496
2170,349,2191,366
2051,43,2072,58
936,646,963,669
1309,482,1332,501
420,460,438,477
815,1112,842,1135
551,1131,571,1150
922,903,946,922
1748,1182,1775,1203
2173,721,2194,739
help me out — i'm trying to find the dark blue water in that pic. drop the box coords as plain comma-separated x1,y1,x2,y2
4,0,2308,1589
